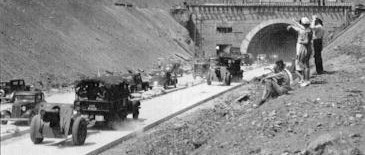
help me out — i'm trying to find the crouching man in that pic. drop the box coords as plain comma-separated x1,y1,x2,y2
254,60,291,107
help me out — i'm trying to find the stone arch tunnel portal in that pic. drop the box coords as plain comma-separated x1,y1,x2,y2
241,19,298,63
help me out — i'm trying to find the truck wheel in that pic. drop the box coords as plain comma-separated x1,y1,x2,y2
226,74,232,86
143,84,149,91
207,73,212,85
130,86,136,93
72,117,87,145
1,110,11,125
30,115,43,144
174,79,177,88
223,74,231,86
133,109,139,120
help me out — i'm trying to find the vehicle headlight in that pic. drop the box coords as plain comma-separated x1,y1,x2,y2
153,81,158,87
21,106,27,112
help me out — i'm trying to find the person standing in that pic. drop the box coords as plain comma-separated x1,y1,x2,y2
311,15,325,74
287,17,313,87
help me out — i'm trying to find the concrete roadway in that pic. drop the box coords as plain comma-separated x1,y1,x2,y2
0,82,243,155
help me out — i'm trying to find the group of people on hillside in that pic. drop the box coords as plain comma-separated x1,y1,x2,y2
254,15,325,107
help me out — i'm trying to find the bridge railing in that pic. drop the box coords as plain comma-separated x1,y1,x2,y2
184,0,352,7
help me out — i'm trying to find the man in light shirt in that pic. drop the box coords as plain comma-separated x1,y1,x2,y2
311,15,325,74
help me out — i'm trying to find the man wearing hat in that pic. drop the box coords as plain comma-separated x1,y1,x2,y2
311,15,325,74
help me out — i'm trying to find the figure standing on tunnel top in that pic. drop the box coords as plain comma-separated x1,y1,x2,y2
287,17,313,87
311,15,325,75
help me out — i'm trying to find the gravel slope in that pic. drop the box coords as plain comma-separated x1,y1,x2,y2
99,14,365,155
0,0,191,85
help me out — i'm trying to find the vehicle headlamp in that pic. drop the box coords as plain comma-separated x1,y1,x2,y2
153,81,158,87
21,106,27,112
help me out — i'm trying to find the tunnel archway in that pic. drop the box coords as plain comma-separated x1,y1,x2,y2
241,19,298,63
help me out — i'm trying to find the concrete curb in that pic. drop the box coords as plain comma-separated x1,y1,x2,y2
0,82,203,143
86,82,245,155
0,128,30,142
139,81,203,101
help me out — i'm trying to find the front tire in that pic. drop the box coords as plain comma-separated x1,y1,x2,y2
223,74,231,86
30,115,43,144
207,73,212,85
133,110,139,120
1,111,10,125
72,117,87,145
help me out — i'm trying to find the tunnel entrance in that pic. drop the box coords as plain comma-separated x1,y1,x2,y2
241,20,298,63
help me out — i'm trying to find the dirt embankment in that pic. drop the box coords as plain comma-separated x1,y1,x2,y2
101,14,365,155
0,0,191,87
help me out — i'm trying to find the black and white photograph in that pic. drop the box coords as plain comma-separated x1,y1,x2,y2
0,0,364,154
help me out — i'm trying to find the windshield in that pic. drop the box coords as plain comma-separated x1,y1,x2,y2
14,95,35,101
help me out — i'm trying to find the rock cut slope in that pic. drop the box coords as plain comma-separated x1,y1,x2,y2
0,0,191,85
100,12,365,155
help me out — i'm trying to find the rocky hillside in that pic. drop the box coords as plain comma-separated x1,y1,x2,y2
0,0,190,86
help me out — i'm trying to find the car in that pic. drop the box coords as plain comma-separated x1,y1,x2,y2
241,53,253,66
73,76,141,128
257,54,268,64
0,91,46,125
206,56,243,86
149,70,178,89
0,79,31,103
192,59,210,79
30,103,87,145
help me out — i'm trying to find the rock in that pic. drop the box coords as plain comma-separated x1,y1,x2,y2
316,123,322,127
355,114,363,119
251,121,256,126
359,57,365,63
306,133,338,153
350,148,362,155
268,110,276,117
349,133,361,138
303,113,309,118
349,116,355,121
281,152,290,155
